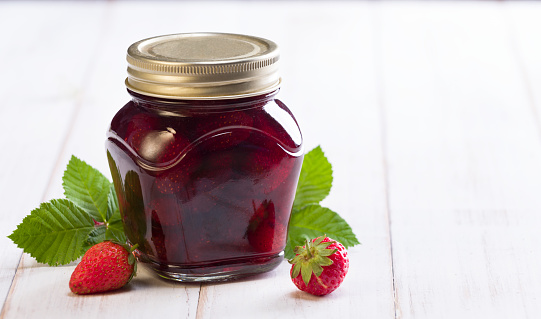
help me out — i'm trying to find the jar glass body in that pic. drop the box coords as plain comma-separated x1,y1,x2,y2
106,90,303,281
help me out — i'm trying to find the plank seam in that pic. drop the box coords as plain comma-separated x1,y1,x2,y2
195,284,207,319
0,4,114,318
372,2,400,319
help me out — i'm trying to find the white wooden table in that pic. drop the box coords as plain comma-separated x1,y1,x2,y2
1,1,541,318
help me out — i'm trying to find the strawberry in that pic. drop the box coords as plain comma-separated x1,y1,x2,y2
69,241,136,295
289,236,349,296
125,113,189,164
195,110,253,152
154,153,199,195
237,142,295,194
125,113,158,154
155,150,234,196
245,200,284,253
190,150,234,194
156,131,189,164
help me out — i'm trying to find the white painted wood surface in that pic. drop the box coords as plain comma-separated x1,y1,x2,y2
0,1,540,318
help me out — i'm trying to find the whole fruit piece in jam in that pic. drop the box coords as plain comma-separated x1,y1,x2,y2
246,200,282,253
69,241,136,295
154,152,199,195
195,110,254,151
126,113,189,164
243,148,294,194
289,236,349,296
125,113,157,155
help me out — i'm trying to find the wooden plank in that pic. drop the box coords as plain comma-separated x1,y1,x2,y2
505,3,541,316
377,2,541,318
193,1,394,318
3,1,393,318
0,2,113,315
0,2,203,318
507,2,541,140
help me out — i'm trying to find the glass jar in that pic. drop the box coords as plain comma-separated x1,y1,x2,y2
106,33,303,282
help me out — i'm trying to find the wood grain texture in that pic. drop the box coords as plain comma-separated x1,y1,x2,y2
507,2,541,140
1,3,202,318
194,2,394,317
377,2,541,318
1,1,541,318
0,2,110,314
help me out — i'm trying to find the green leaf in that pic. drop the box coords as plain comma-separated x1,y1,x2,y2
105,209,126,243
62,156,111,222
285,204,360,259
85,223,125,249
85,225,106,247
293,146,333,209
86,187,126,246
285,240,295,260
8,199,95,266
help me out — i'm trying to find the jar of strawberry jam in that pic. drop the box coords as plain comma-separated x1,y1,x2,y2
106,33,303,281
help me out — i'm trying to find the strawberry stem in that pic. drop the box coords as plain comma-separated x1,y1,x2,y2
305,238,312,258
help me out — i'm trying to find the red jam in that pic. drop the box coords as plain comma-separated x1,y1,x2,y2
106,89,302,280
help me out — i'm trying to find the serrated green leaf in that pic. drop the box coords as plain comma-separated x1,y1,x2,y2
8,199,95,266
85,192,126,247
285,232,311,260
62,156,111,222
286,204,359,260
293,146,333,209
105,211,126,243
85,225,107,247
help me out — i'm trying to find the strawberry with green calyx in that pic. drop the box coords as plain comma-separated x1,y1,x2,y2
289,236,349,296
69,241,137,295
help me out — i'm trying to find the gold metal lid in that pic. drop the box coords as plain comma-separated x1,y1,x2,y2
126,33,281,100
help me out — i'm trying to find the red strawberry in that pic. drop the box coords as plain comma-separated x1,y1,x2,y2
69,241,136,295
190,150,234,194
125,113,158,154
289,236,349,296
245,200,284,253
195,110,253,151
238,143,295,194
125,113,189,164
155,150,234,196
154,153,199,195
156,131,189,164
155,167,190,195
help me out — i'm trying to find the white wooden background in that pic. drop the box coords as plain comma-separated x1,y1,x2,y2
1,1,541,318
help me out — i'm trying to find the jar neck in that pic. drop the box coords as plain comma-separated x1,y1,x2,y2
128,89,279,112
